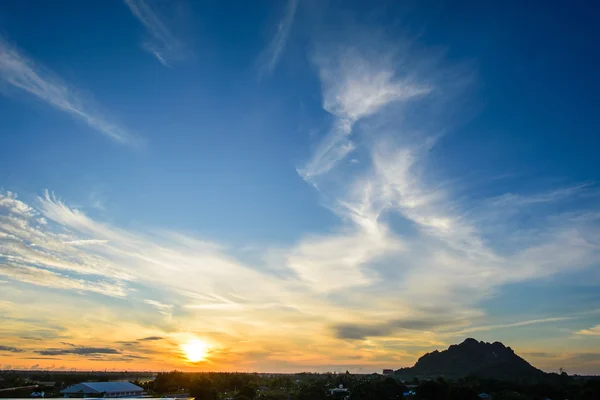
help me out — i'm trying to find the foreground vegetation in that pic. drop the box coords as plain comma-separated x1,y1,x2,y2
1,369,600,400
158,371,600,400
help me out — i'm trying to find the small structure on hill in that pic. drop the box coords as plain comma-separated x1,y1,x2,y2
60,382,143,398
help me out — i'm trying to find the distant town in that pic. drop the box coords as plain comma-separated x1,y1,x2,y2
2,338,599,399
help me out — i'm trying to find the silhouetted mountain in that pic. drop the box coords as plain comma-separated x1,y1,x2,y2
395,338,544,381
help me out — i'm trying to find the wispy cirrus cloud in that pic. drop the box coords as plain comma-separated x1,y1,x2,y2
124,0,186,67
0,261,128,297
290,29,600,343
0,189,316,357
485,183,593,208
144,300,173,317
0,38,141,146
297,45,431,181
0,190,133,288
0,189,289,309
257,0,297,75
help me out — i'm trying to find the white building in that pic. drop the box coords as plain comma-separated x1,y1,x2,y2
328,384,349,397
61,382,143,398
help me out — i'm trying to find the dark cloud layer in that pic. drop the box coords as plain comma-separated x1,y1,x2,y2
0,345,24,353
333,318,455,340
36,347,120,356
137,336,163,341
115,341,138,346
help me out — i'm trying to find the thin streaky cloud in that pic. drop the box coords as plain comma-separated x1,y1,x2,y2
124,0,185,66
149,48,171,68
0,38,140,146
63,239,109,246
0,261,127,298
144,299,172,311
443,316,576,337
485,183,594,208
257,0,298,75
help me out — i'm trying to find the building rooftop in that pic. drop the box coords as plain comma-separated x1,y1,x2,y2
61,382,143,394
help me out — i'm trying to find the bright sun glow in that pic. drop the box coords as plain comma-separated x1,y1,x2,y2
182,339,209,362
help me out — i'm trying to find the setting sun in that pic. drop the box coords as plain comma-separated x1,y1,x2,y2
182,339,209,362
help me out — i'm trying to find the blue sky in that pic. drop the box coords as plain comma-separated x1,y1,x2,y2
1,0,600,373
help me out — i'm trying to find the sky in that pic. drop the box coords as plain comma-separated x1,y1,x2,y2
1,0,600,374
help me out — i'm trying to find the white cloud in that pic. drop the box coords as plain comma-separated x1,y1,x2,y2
286,226,402,292
257,0,297,75
297,119,355,182
144,299,172,312
0,38,141,146
298,46,431,181
0,191,36,217
576,325,600,336
317,52,431,122
124,0,186,66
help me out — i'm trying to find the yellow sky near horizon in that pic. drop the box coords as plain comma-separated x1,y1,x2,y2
2,281,600,375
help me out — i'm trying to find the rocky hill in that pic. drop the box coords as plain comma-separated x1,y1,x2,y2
395,338,544,381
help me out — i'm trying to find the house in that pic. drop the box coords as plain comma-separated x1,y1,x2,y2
328,384,349,397
60,382,143,398
382,369,394,375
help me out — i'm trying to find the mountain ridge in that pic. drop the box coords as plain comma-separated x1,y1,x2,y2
395,338,545,381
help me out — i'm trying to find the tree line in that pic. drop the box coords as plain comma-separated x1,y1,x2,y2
149,370,600,400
